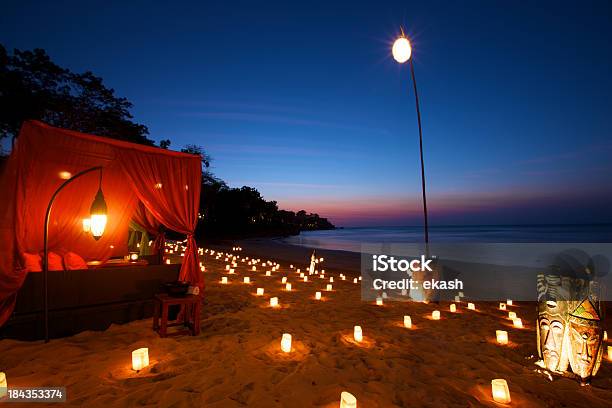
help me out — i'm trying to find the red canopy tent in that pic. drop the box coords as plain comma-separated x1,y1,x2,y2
0,120,202,327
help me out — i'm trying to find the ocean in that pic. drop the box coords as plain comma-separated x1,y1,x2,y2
281,224,612,253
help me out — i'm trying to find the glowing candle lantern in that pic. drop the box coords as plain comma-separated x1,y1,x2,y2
286,283,292,291
315,291,321,300
0,372,6,398
507,299,513,306
243,277,250,284
432,310,440,320
280,333,292,353
491,379,511,404
270,297,279,307
129,252,139,261
221,276,228,284
608,346,612,360
256,288,264,296
229,268,235,274
376,297,383,306
454,296,461,302
327,284,333,291
604,331,608,341
303,276,308,282
281,277,287,284
512,318,523,328
353,278,358,284
450,304,456,313
353,326,363,342
330,277,334,283
266,271,271,276
225,265,230,270
82,218,91,232
468,302,475,310
508,311,517,320
252,266,256,271
165,259,171,265
499,303,506,311
131,348,149,371
496,330,509,345
404,315,412,328
340,392,357,408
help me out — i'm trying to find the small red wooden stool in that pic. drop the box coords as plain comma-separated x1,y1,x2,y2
153,293,201,337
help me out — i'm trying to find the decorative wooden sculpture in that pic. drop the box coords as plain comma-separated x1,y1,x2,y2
566,295,604,385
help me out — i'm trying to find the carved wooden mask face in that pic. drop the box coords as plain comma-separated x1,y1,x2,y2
538,300,568,372
567,299,604,381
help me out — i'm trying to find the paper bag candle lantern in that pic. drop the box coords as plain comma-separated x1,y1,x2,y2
450,304,456,313
132,348,149,371
285,283,292,291
243,277,250,284
491,379,511,404
315,291,322,300
327,284,333,291
496,330,508,345
221,276,228,284
340,391,357,408
467,303,475,310
0,372,6,398
256,288,264,296
404,315,412,328
508,311,517,320
499,303,506,311
270,297,279,307
432,310,440,320
353,326,363,342
281,333,292,352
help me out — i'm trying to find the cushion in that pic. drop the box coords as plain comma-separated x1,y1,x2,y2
22,252,42,272
47,251,64,271
63,252,88,270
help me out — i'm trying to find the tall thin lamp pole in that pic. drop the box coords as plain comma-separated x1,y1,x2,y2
43,166,103,343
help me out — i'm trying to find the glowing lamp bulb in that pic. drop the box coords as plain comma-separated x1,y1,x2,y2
270,297,279,308
432,310,440,320
496,330,509,345
468,303,475,310
508,311,517,320
499,303,506,311
404,315,412,328
256,288,264,296
450,304,456,313
392,36,412,63
340,392,357,408
281,333,292,353
243,277,250,284
327,284,333,291
491,379,511,404
315,291,321,300
512,318,523,328
221,276,228,284
353,325,363,342
285,283,292,291
131,348,149,371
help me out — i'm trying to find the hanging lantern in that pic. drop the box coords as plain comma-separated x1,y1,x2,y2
404,315,412,328
315,291,322,300
270,297,279,307
131,348,149,371
491,379,511,404
353,326,363,342
256,288,264,296
432,310,440,320
340,392,357,408
496,330,508,345
450,304,456,313
468,303,475,310
281,333,292,352
89,186,108,240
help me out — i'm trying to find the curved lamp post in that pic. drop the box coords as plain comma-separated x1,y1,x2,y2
43,166,107,343
392,29,430,249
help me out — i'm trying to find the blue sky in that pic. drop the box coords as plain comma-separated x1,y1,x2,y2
2,0,611,226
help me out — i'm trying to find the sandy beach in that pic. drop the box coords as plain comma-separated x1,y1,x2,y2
1,240,611,407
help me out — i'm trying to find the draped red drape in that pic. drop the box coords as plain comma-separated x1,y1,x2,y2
0,121,202,326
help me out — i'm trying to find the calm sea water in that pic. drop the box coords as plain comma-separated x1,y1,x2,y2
281,225,612,253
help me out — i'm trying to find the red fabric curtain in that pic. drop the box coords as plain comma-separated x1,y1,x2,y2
132,201,161,235
0,121,202,327
116,148,202,290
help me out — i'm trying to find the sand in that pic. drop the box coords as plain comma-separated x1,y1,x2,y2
1,241,611,407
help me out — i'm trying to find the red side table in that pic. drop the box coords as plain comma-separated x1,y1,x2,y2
153,293,201,337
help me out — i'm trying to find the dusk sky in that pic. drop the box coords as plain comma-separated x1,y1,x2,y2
2,1,611,227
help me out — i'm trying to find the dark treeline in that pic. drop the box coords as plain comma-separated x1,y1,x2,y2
0,45,334,239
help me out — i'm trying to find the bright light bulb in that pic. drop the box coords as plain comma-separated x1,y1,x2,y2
90,214,107,239
392,36,412,63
